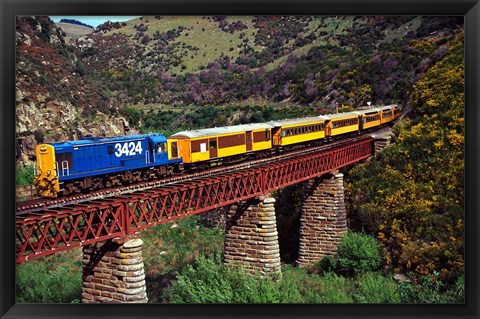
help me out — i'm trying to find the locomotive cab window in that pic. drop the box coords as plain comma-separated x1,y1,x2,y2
156,143,167,154
55,152,73,170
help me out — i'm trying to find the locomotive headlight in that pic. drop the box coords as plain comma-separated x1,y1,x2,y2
40,146,47,152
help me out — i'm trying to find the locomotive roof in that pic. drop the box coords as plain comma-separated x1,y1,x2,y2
266,116,329,127
169,123,273,139
47,133,166,148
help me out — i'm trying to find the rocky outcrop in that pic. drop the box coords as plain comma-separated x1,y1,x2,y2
15,16,133,165
16,95,131,164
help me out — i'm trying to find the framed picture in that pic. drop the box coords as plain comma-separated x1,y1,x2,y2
2,0,478,318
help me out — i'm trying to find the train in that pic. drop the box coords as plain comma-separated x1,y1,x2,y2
34,105,400,197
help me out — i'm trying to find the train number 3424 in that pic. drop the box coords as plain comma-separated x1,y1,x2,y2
114,141,143,157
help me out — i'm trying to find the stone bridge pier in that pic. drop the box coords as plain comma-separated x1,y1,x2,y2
296,171,348,267
223,196,281,276
223,170,349,272
81,234,148,303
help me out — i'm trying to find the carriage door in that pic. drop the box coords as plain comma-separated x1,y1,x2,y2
246,131,252,152
270,127,281,146
325,121,332,137
171,141,178,158
209,138,218,158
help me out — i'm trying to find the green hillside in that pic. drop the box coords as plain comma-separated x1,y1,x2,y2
77,16,462,109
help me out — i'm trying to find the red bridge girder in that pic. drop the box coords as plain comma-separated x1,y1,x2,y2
16,137,373,263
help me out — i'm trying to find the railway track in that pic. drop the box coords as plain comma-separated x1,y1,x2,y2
16,134,374,215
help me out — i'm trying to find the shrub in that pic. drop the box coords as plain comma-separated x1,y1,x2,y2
314,255,336,273
316,232,382,277
122,106,141,128
315,272,354,303
74,59,86,76
165,256,361,304
163,253,283,303
353,272,401,303
16,164,35,186
335,232,382,276
398,272,464,303
33,130,45,143
345,31,464,282
16,262,82,303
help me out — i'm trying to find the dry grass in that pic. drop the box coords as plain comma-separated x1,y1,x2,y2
55,22,93,39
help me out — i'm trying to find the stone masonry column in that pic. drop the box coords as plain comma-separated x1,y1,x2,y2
81,235,148,303
296,171,348,267
223,195,281,276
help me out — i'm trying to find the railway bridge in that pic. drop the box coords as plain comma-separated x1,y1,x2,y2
15,133,393,303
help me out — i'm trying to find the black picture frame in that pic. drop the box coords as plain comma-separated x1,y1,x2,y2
1,1,478,318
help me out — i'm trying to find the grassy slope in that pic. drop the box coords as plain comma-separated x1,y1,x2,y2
98,16,388,75
55,22,93,39
104,16,257,75
100,16,424,75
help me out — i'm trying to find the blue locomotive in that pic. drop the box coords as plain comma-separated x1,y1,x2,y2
34,133,183,197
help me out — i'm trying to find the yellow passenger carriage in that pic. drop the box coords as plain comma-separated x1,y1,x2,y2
324,112,360,138
354,108,381,130
168,123,273,168
266,116,329,148
379,105,396,125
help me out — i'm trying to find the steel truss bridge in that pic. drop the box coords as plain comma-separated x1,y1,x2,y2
16,136,373,263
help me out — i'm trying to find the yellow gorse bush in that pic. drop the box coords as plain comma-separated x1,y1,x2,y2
345,31,464,284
